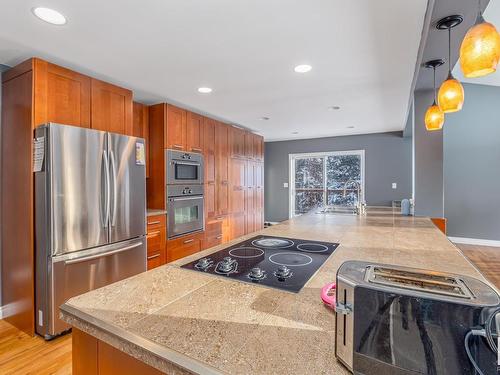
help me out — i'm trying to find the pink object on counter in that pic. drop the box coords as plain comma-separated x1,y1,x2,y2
321,282,336,308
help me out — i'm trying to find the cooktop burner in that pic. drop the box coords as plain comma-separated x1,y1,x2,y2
181,235,339,293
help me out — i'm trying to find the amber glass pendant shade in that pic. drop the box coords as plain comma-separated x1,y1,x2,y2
460,18,500,78
438,75,464,113
425,102,445,131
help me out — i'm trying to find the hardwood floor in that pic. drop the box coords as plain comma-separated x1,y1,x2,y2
455,243,500,289
0,244,498,374
0,319,71,375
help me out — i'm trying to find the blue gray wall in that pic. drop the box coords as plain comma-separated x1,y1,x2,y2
444,83,500,241
264,132,412,222
413,89,444,218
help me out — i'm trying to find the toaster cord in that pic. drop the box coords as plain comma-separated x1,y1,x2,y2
465,330,486,375
485,307,500,354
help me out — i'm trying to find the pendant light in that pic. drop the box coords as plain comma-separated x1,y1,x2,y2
460,0,500,78
424,60,445,132
437,15,465,113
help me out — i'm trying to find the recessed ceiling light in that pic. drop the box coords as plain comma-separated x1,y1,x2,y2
328,105,341,111
259,117,270,121
197,87,212,94
32,7,67,25
291,131,299,134
294,64,312,73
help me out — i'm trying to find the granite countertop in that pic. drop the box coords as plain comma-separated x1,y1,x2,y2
147,209,167,217
61,207,493,375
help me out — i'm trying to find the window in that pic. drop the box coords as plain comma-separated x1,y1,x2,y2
289,150,365,217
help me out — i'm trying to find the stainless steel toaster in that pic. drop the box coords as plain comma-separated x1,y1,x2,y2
335,261,500,375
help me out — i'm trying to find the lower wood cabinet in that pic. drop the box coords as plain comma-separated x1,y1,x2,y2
146,214,166,270
167,232,203,263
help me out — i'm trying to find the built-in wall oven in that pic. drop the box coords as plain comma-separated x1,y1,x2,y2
167,184,204,238
166,149,204,185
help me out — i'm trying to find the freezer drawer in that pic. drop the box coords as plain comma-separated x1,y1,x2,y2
36,237,146,338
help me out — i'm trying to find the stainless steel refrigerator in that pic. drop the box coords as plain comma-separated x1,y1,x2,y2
34,123,147,339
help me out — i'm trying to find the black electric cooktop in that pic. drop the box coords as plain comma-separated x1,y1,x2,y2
181,235,339,293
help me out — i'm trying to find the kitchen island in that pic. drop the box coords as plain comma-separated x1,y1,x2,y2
60,207,493,375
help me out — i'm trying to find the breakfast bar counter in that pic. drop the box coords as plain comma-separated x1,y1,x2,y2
60,207,493,375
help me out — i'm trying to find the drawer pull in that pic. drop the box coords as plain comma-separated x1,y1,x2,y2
216,217,223,221
173,144,183,149
191,147,202,152
148,220,161,225
147,254,161,260
216,235,223,240
147,230,161,237
183,239,194,244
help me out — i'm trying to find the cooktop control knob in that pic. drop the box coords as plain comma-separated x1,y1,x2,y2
195,258,213,270
249,267,266,280
275,265,292,279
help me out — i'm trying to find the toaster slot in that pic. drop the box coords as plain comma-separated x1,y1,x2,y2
365,266,473,299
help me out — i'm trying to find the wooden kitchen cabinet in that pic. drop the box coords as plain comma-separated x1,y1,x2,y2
166,104,186,150
216,122,230,216
244,131,254,159
91,79,133,135
146,214,166,270
133,102,150,177
204,118,217,219
186,111,204,153
229,126,246,158
167,232,203,263
229,158,247,214
254,134,264,161
33,59,91,128
230,212,246,240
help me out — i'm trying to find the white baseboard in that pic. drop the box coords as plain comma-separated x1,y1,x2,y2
449,236,500,248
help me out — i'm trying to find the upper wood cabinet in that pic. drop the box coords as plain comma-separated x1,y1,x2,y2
203,117,217,219
254,134,264,161
166,105,186,150
91,79,133,135
33,59,91,128
186,112,204,153
229,127,246,158
244,132,254,159
133,102,149,177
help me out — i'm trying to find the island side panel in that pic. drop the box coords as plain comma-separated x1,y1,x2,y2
72,328,163,375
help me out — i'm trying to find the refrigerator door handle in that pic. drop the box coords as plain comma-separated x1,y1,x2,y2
64,241,143,265
103,150,111,228
110,150,118,227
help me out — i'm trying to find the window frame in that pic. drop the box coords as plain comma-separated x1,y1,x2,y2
288,150,365,218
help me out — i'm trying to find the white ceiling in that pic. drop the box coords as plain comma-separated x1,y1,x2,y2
0,0,427,141
453,0,500,87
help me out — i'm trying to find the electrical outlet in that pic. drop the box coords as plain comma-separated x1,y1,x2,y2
392,182,397,189
283,182,289,188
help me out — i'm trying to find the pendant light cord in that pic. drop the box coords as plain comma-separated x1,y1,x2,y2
448,28,451,74
433,65,437,102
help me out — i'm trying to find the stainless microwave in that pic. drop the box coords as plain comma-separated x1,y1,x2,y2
166,149,204,185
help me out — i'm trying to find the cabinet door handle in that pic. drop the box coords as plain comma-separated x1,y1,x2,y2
172,144,183,150
147,254,161,260
183,239,194,244
191,147,202,152
216,216,223,221
216,235,223,240
148,220,161,225
147,230,161,237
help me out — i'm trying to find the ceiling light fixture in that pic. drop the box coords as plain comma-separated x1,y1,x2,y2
328,106,341,111
291,131,299,135
32,7,67,25
259,117,270,121
424,59,445,132
294,64,312,73
197,87,212,94
346,126,355,129
437,15,465,113
460,0,500,78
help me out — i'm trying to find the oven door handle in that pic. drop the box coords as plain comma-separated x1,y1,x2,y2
169,196,203,202
172,160,201,167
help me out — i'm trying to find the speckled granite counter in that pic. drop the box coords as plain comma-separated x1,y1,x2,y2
60,207,493,375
